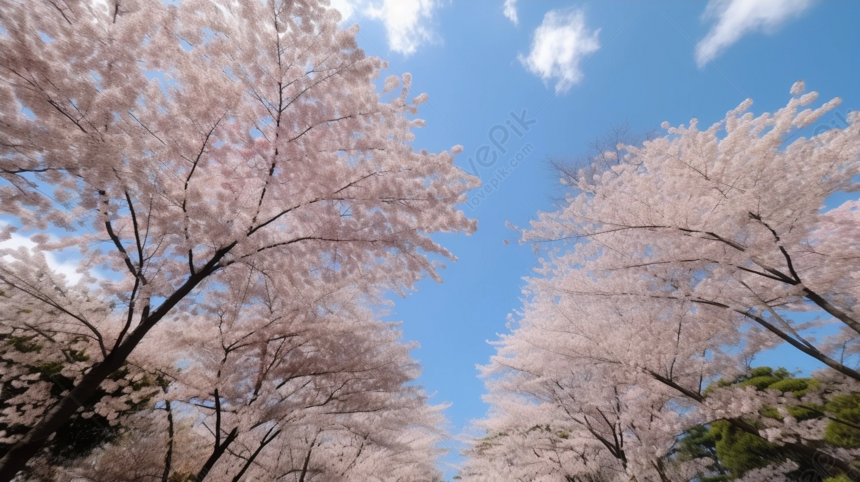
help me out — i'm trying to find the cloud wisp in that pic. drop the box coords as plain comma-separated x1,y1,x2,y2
695,0,810,68
503,0,518,26
0,231,84,285
518,8,600,94
329,0,439,56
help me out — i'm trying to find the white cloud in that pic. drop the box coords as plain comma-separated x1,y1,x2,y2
695,0,810,68
328,0,357,22
327,0,439,57
503,0,518,26
518,8,600,94
367,0,438,56
0,231,84,284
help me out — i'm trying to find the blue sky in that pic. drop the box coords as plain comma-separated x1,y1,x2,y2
327,0,860,476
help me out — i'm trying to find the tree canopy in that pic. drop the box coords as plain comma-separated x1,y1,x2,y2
0,0,475,479
463,84,860,482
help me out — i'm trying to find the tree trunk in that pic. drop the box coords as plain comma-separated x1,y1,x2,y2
298,439,315,482
0,247,231,481
162,400,175,482
195,427,238,482
0,330,145,481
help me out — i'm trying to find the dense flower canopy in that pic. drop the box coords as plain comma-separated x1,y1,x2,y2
464,84,860,481
0,0,475,479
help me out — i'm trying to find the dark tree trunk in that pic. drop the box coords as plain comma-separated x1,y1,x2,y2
0,246,233,481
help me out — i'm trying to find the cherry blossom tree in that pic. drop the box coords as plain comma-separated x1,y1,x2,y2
145,278,446,481
465,284,860,480
0,0,476,477
48,284,448,482
466,84,860,481
525,80,859,380
463,295,740,481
